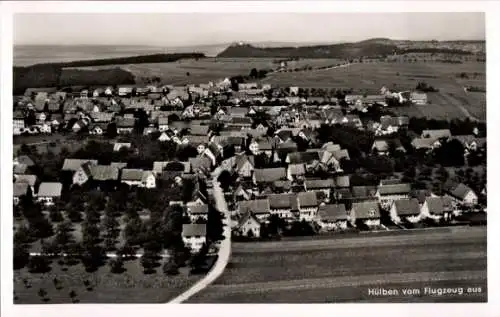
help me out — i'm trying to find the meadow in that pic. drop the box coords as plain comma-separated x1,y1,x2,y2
188,227,487,303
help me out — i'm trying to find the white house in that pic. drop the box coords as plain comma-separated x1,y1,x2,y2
447,183,478,206
420,196,454,221
389,198,421,224
233,211,261,238
297,191,318,222
140,171,156,188
375,183,411,209
317,203,348,231
36,182,62,206
182,224,207,253
120,169,144,187
350,200,381,227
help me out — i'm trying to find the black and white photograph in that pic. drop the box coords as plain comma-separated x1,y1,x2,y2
1,2,495,315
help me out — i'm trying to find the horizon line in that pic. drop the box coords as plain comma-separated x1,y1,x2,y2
14,37,486,48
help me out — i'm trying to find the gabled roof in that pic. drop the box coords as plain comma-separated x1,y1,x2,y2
421,129,451,139
335,175,351,188
15,174,37,187
352,200,380,219
116,117,136,128
425,197,453,215
378,183,411,195
13,182,29,197
235,154,255,170
182,224,207,237
121,168,144,181
267,193,296,209
90,165,120,181
141,170,155,182
318,204,348,222
62,159,98,172
451,135,486,148
273,180,292,192
90,112,114,122
110,162,128,170
236,211,261,229
297,191,318,208
254,168,286,183
332,149,350,161
189,156,212,172
238,199,270,215
393,198,420,216
184,135,210,146
449,183,475,200
153,161,169,174
187,203,209,215
189,124,210,136
372,140,389,152
305,178,334,189
411,138,437,150
287,151,320,164
351,186,378,198
321,142,341,152
37,182,62,197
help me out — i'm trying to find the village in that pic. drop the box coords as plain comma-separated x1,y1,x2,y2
12,75,487,254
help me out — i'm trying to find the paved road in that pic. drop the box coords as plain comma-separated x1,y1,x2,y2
169,167,232,303
188,226,486,303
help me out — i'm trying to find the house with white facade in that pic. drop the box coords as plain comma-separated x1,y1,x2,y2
317,203,348,231
182,224,207,253
389,198,421,224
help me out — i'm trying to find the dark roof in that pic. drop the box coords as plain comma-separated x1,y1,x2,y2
378,183,411,195
425,197,453,215
393,198,421,216
90,165,120,181
230,117,253,125
236,211,261,229
238,199,270,215
352,200,380,219
268,193,296,209
318,204,348,222
297,191,318,208
352,186,378,198
287,151,320,164
121,169,144,181
182,224,207,237
305,178,334,189
13,182,29,197
450,183,475,200
116,117,136,128
421,129,451,139
254,168,286,183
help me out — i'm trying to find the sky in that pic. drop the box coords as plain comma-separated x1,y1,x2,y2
14,12,485,47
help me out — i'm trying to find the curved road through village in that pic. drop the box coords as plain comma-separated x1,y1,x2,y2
169,167,232,303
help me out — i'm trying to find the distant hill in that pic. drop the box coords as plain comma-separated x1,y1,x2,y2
217,40,397,58
217,38,485,58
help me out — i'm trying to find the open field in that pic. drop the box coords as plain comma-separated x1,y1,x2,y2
14,260,203,304
66,58,279,85
262,61,486,121
188,226,487,303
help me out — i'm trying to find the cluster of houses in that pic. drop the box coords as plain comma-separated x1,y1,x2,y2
13,79,433,139
13,79,486,249
231,172,481,238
